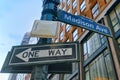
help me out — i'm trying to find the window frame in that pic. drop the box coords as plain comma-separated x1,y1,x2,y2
80,1,86,12
72,0,77,9
92,3,99,18
109,4,120,33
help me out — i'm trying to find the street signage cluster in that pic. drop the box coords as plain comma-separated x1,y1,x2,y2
57,10,112,37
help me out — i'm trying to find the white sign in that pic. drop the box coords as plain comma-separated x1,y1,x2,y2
30,20,59,38
16,48,72,62
9,42,79,65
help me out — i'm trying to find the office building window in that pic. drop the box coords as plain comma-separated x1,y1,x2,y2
60,31,64,40
67,0,70,5
116,4,120,19
74,12,77,15
80,1,86,12
83,33,106,61
60,22,64,27
117,37,120,49
68,8,71,13
72,0,77,9
73,29,78,41
66,24,70,32
55,39,58,43
85,49,117,80
63,6,65,10
67,39,69,42
109,3,120,32
92,3,99,18
62,0,66,3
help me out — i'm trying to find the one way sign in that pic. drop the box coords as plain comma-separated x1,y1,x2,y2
9,42,79,66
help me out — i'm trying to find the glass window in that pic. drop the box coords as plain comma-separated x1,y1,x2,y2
68,8,71,13
72,0,77,9
83,33,106,60
104,50,117,80
67,39,69,42
74,12,77,15
115,4,120,19
61,22,64,27
67,0,71,5
80,1,86,12
66,24,70,32
110,11,118,26
85,67,90,80
63,6,65,10
85,49,117,80
92,3,99,18
73,29,78,41
109,3,120,32
55,39,58,43
60,31,64,40
117,37,120,49
72,62,78,71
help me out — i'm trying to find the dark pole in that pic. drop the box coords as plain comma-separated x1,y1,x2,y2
30,0,59,80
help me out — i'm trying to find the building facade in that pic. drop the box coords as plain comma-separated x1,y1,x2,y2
51,0,120,80
8,32,38,80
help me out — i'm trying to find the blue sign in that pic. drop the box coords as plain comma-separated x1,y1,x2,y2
57,10,112,37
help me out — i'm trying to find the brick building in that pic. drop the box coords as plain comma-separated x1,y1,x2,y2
51,0,120,80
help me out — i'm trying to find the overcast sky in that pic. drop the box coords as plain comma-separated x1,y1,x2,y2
0,0,42,80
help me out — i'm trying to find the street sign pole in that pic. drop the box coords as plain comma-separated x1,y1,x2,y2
30,0,60,80
30,39,49,80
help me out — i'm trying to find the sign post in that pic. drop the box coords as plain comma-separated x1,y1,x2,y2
30,0,60,80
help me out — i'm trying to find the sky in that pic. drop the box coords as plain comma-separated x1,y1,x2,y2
0,0,42,80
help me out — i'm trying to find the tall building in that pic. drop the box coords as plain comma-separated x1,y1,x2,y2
8,32,38,80
50,0,120,80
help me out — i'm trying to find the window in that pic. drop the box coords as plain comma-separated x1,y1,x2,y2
73,29,78,41
92,3,99,18
109,3,120,32
60,31,64,40
83,33,106,61
72,0,77,9
117,37,120,49
55,39,58,43
80,1,86,12
68,8,71,13
60,22,64,27
66,24,70,32
74,12,77,15
85,49,117,80
63,6,65,10
115,4,120,19
67,39,69,42
67,0,70,5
